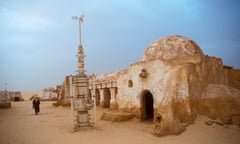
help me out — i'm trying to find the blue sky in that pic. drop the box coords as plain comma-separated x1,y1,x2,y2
0,0,240,91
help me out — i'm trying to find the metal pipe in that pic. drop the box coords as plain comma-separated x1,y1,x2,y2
79,18,81,46
92,75,97,127
69,76,74,129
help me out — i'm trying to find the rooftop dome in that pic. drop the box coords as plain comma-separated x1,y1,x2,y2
141,35,204,63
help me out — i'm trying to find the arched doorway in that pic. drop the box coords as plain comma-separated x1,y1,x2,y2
95,89,100,106
141,90,154,121
103,88,111,108
14,97,20,101
88,89,92,100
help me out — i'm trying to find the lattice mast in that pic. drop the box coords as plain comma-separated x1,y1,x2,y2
72,15,86,76
71,15,95,129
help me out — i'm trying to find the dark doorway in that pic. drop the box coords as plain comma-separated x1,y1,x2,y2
141,90,154,121
88,90,92,101
95,89,100,106
14,97,20,101
103,88,111,108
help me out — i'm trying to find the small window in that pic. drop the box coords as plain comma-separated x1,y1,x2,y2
128,80,133,88
139,68,147,78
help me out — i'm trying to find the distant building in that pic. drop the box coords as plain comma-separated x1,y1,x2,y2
41,87,57,100
0,91,11,108
9,91,23,101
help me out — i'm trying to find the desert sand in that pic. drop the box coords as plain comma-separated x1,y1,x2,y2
0,101,239,144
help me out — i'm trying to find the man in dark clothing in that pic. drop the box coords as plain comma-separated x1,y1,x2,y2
32,97,40,115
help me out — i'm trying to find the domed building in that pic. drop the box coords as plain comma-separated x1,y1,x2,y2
58,35,240,136
141,35,203,62
88,35,240,135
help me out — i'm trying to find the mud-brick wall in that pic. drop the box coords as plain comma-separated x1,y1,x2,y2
188,56,226,114
224,68,240,90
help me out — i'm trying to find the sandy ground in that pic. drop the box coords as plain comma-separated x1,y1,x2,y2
0,101,239,144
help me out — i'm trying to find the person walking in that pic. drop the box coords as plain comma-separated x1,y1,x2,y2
32,97,40,115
